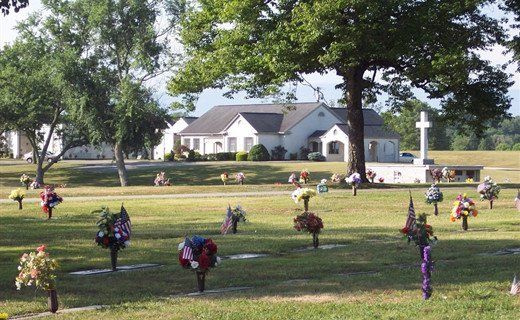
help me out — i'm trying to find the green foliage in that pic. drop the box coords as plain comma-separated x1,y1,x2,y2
495,142,510,151
236,151,248,161
451,134,478,151
186,149,196,161
247,144,270,161
164,152,174,161
307,152,326,162
512,143,520,151
477,136,495,150
271,145,287,160
299,147,311,160
215,152,236,161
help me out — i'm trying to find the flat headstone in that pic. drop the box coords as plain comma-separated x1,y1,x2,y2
452,228,498,233
69,263,163,275
478,248,520,256
282,279,310,284
171,286,253,298
337,271,380,277
293,244,346,252
223,253,269,260
11,305,106,320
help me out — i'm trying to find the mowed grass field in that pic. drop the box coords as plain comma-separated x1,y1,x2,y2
1,188,519,319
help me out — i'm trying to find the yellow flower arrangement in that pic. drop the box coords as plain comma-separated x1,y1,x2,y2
296,188,317,202
9,188,25,201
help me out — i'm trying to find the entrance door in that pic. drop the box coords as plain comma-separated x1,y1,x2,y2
214,142,223,153
368,141,378,162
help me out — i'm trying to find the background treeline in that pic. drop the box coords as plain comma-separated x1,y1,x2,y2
381,99,520,151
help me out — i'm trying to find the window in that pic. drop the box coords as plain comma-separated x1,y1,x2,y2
244,137,254,152
193,138,200,151
228,137,237,152
182,138,190,148
328,141,340,154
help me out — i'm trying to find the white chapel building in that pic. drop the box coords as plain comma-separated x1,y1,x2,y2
177,102,400,162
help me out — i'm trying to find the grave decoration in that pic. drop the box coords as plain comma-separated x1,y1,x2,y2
94,205,131,271
425,184,443,216
288,173,297,184
345,173,362,196
378,177,385,183
429,168,443,184
235,172,245,185
20,174,32,190
317,179,329,194
178,236,221,292
39,186,63,219
221,172,229,185
154,172,171,186
477,176,500,209
300,169,310,184
511,274,519,295
330,173,343,183
30,180,41,189
291,188,317,211
366,169,377,183
220,205,247,234
442,167,456,183
9,188,25,210
450,194,478,231
294,212,324,248
400,205,436,300
15,245,59,313
465,177,474,183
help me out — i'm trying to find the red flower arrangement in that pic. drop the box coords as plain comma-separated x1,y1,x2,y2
294,212,324,248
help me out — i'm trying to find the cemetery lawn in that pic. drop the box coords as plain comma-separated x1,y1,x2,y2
1,188,519,319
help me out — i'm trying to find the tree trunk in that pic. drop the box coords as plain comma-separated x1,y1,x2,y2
344,67,368,182
352,185,357,196
35,163,45,185
114,143,129,187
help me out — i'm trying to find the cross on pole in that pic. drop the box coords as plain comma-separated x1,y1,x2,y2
416,111,432,160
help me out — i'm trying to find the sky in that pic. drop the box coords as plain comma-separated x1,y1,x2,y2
1,0,518,117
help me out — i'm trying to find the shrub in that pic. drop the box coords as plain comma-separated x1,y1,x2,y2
215,152,236,161
271,145,287,160
495,142,510,151
206,153,218,161
299,146,311,160
164,152,174,161
247,144,270,161
512,143,520,151
307,152,326,161
236,151,248,161
186,150,196,161
194,151,204,161
289,153,298,160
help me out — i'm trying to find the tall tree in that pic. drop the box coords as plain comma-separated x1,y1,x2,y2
38,0,177,186
168,0,513,178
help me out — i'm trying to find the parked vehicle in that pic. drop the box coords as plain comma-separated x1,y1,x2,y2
399,152,417,163
23,151,59,164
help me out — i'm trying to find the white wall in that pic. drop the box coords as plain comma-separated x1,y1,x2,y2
364,138,399,163
63,143,114,160
225,115,257,152
282,105,342,159
257,134,282,156
320,126,349,162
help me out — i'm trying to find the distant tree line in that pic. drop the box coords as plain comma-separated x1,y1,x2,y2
382,99,520,151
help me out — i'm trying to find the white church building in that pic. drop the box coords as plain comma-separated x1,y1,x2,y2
177,102,400,162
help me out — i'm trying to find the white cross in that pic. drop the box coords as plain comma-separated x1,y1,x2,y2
416,111,432,160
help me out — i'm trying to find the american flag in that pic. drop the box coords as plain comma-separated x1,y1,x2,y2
115,204,132,237
515,189,520,212
182,237,193,260
220,205,233,235
511,274,519,295
405,193,416,229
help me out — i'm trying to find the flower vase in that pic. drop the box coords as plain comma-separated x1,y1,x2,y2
303,198,309,212
490,200,493,210
196,271,206,292
18,199,23,210
47,289,59,313
462,215,468,231
47,208,52,220
239,180,243,185
110,246,118,271
25,185,29,190
232,219,238,234
433,203,438,216
312,232,319,249
352,185,357,196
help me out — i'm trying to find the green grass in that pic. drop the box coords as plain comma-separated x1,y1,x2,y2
1,188,519,319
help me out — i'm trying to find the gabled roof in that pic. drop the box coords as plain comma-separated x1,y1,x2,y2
333,124,400,139
182,117,198,124
180,102,323,135
308,130,327,138
329,108,384,126
238,113,284,133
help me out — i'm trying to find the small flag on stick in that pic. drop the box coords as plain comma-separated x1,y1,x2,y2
511,274,519,295
404,191,416,230
220,205,233,235
182,237,193,260
114,204,132,237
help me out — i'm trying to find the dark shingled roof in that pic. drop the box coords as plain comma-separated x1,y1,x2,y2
329,108,384,126
180,102,323,134
238,113,284,133
335,124,400,139
308,130,327,138
182,117,198,124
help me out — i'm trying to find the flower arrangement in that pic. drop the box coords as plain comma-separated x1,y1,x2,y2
451,194,478,230
94,205,131,270
291,187,317,211
30,180,41,189
317,179,329,194
465,177,474,183
442,167,456,182
425,184,443,215
154,172,171,186
378,177,385,183
20,174,32,190
221,172,229,185
235,172,245,185
227,205,247,234
330,173,343,183
9,188,25,210
429,168,443,183
299,169,310,184
294,212,324,248
15,245,59,312
345,173,361,196
178,236,221,292
39,186,63,219
366,169,377,183
477,176,500,209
